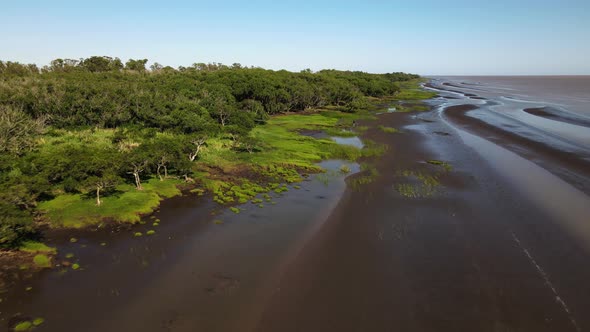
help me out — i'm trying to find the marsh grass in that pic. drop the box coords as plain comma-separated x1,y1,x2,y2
349,163,379,189
32,254,51,268
39,179,182,227
396,170,441,198
32,318,44,327
392,79,437,101
427,160,453,172
20,242,56,254
378,126,400,134
14,321,33,331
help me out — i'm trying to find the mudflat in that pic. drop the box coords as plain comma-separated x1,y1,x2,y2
255,105,590,332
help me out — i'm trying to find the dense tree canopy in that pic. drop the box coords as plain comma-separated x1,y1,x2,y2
0,57,419,248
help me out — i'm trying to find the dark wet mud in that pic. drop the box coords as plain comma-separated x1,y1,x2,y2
255,99,590,332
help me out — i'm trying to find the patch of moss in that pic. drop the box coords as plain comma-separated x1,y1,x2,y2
71,263,80,270
14,321,33,331
213,219,224,225
134,232,143,237
33,254,52,268
32,318,44,327
20,241,56,254
427,160,452,172
230,207,240,214
378,126,400,134
146,230,156,236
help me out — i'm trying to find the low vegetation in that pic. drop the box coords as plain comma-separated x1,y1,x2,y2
378,126,400,133
426,160,453,172
396,170,441,198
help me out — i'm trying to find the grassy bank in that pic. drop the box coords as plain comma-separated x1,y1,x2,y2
36,110,373,229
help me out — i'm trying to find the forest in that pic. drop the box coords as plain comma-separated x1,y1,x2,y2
0,56,419,249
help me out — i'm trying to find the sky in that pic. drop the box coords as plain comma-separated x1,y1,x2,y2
1,0,589,75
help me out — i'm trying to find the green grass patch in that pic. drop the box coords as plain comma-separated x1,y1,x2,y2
20,241,56,254
14,321,33,331
38,178,182,227
32,318,44,327
349,163,379,188
378,126,400,134
393,79,437,101
396,170,441,198
33,254,51,268
339,165,351,174
426,159,453,172
426,160,453,172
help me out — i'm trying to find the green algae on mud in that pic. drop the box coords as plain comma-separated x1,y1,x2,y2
426,160,453,172
32,254,51,268
378,126,400,134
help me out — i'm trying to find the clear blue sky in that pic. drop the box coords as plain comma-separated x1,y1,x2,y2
1,0,589,75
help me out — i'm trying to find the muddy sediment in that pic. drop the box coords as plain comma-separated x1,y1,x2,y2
255,104,590,332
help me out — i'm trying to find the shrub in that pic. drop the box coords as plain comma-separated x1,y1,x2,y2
0,202,35,249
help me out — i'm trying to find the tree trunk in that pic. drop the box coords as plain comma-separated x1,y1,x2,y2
133,171,143,190
157,164,163,181
164,166,168,179
96,186,102,206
